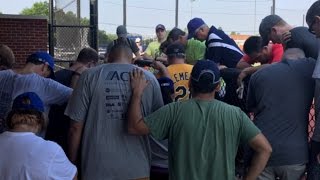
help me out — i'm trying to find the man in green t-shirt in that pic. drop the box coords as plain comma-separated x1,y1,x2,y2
167,28,206,65
127,60,272,180
143,24,167,60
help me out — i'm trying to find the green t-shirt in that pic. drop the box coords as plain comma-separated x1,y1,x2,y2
145,99,260,180
185,39,206,65
144,41,161,59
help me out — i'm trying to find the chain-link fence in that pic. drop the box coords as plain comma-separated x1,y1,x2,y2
52,26,91,62
50,0,97,69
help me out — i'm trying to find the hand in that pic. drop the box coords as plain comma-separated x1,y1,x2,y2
150,60,166,71
130,68,149,97
219,65,227,70
155,56,168,63
237,71,247,86
281,31,292,49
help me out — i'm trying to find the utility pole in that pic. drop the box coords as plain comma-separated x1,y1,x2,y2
271,0,275,15
303,14,305,27
77,0,81,25
175,0,179,27
254,0,256,34
123,0,127,27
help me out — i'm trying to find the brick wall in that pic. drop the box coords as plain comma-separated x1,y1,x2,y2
0,15,48,67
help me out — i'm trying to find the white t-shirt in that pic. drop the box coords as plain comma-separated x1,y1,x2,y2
0,131,77,180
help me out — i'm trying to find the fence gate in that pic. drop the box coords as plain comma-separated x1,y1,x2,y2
48,0,97,68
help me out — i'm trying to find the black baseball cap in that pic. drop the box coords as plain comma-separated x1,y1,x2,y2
259,15,284,46
116,25,128,38
166,43,185,57
191,60,220,85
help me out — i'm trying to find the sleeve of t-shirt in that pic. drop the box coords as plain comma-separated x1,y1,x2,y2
270,44,284,63
144,43,153,56
193,40,206,61
64,71,91,123
150,75,164,112
246,74,257,111
42,78,73,106
238,109,261,143
48,144,77,179
145,104,174,140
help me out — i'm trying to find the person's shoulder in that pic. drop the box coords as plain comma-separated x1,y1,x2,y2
40,139,64,154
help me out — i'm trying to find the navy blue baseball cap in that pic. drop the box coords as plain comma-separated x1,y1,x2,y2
191,60,220,85
158,77,174,94
12,92,44,112
187,17,206,39
27,52,55,79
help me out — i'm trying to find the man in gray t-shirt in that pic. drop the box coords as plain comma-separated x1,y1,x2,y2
247,49,315,179
65,44,163,179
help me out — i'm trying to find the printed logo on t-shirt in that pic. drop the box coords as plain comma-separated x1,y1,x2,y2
104,71,132,121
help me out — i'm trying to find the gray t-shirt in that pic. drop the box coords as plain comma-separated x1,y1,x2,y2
65,64,164,179
247,58,315,166
0,70,72,135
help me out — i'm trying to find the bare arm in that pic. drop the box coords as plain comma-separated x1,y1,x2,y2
68,120,84,164
127,69,151,135
244,133,272,180
151,61,170,78
73,171,78,180
236,58,251,69
237,64,270,86
134,52,143,61
143,53,153,60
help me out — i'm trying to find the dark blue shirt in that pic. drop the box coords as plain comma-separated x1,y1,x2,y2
247,58,315,166
205,26,243,68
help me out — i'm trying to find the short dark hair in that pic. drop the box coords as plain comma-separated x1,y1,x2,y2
6,109,45,130
167,28,186,43
0,45,15,70
108,43,133,63
243,36,263,55
306,1,320,26
77,47,99,64
160,40,171,54
191,73,219,94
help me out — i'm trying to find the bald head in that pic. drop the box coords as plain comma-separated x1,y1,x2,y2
107,44,133,63
282,48,306,60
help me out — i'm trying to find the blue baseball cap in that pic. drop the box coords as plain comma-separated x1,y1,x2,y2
191,60,220,85
187,17,206,39
12,92,44,112
27,52,55,79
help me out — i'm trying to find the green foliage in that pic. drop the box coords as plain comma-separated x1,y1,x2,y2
21,1,49,17
230,31,237,35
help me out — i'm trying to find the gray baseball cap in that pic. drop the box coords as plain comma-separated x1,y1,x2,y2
259,15,283,46
116,25,128,38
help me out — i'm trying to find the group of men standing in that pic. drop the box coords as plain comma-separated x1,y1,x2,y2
2,1,320,180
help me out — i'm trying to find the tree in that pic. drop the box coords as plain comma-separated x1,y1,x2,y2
230,31,237,35
21,1,49,17
19,1,114,47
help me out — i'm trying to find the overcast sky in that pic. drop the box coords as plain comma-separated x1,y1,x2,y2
0,0,317,36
